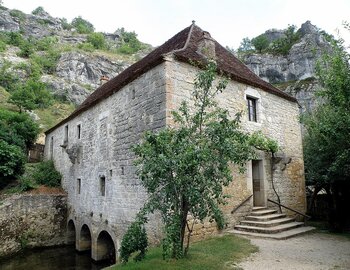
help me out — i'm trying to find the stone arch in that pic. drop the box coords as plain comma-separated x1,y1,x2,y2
78,224,92,252
67,219,76,245
94,230,116,263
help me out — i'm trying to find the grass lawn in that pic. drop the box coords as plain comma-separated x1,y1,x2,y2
110,234,258,270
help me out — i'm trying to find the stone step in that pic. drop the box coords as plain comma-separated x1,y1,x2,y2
227,226,316,240
234,221,304,234
245,213,287,221
240,217,295,227
250,209,278,216
252,206,267,211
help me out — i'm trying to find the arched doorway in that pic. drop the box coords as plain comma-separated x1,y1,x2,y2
67,219,76,245
78,224,92,252
95,231,116,263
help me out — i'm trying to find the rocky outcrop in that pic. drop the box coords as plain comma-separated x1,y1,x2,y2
243,21,330,112
0,9,20,32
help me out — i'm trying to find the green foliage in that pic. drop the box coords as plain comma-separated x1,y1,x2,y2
249,131,279,154
0,108,39,150
0,61,20,92
303,35,350,231
6,32,24,47
77,42,95,52
117,28,143,54
71,16,94,34
17,39,35,58
120,212,148,263
9,79,53,112
31,6,45,15
87,32,106,49
9,9,26,22
251,34,269,53
30,160,62,187
30,49,60,74
269,25,300,55
121,61,254,262
60,18,72,30
238,37,253,53
35,36,58,51
0,40,6,52
0,140,25,187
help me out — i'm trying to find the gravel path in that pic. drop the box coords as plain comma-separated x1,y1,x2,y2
237,232,350,270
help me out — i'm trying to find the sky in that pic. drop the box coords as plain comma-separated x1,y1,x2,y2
2,0,350,48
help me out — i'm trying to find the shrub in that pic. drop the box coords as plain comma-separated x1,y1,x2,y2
0,108,39,150
0,140,26,188
18,39,35,57
9,9,26,22
35,36,58,51
30,49,60,74
60,18,72,30
269,25,300,55
251,34,269,53
77,42,95,52
116,28,143,54
32,160,61,187
71,16,94,34
87,32,106,49
0,61,19,92
0,40,6,52
31,6,45,15
6,32,24,47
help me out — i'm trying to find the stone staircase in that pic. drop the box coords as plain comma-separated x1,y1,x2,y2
228,206,315,239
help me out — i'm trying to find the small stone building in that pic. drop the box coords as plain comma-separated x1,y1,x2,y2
44,23,306,261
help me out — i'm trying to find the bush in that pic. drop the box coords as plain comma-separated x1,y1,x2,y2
0,40,6,52
269,25,300,55
0,61,19,92
0,108,39,150
9,9,26,22
31,6,45,15
30,49,60,74
77,42,95,52
71,16,94,34
0,140,25,188
251,34,269,53
35,36,58,51
116,28,143,54
87,32,106,49
32,160,61,187
18,39,35,57
6,32,24,47
60,18,72,30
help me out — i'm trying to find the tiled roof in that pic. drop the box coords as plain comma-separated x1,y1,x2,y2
45,23,296,134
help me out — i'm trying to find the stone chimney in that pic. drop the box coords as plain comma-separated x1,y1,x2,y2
197,31,216,59
100,75,109,85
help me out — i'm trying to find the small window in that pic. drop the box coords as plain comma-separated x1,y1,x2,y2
121,166,125,175
247,97,257,122
64,125,69,143
50,136,54,159
109,169,113,177
131,88,135,99
77,178,81,194
77,124,81,139
100,176,106,196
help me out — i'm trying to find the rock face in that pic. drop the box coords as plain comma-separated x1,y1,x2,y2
0,6,139,106
243,21,330,112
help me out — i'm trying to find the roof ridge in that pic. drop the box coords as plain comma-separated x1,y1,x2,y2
164,21,196,57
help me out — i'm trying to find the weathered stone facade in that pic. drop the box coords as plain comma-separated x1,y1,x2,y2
44,23,306,260
0,194,67,258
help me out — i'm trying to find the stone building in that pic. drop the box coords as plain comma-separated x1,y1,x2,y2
44,23,306,261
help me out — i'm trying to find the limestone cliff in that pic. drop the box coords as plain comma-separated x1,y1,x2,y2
243,21,330,112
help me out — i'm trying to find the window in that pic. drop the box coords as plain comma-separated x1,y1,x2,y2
131,88,135,99
121,166,125,175
77,178,81,194
64,125,69,143
50,136,54,159
77,124,81,139
100,176,106,196
247,97,257,122
109,169,113,177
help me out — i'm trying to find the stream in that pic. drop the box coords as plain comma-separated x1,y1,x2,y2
0,245,113,270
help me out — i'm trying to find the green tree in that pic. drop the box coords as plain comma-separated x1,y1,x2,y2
31,6,45,15
120,61,254,262
0,108,39,150
270,25,300,55
0,140,25,189
251,34,269,53
9,80,53,112
237,37,253,53
117,28,143,54
303,36,350,231
87,32,106,49
71,16,94,34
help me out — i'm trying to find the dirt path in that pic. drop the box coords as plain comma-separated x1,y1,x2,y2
237,232,350,270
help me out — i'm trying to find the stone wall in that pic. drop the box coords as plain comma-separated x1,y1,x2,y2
44,63,167,250
0,194,67,258
164,58,306,240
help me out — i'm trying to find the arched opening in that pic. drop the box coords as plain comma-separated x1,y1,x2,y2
95,231,116,263
78,224,92,252
67,219,76,245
